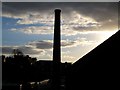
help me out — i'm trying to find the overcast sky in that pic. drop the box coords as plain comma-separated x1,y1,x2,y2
1,2,119,63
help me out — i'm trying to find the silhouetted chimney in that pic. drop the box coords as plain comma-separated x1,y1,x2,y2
52,9,61,90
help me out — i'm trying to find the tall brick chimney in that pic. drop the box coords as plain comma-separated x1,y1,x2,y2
52,9,61,90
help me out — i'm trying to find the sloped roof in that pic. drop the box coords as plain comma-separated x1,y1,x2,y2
73,30,120,68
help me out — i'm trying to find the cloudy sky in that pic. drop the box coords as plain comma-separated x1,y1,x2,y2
1,2,119,63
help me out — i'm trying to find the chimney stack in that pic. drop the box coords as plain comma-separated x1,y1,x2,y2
53,9,61,63
52,9,61,90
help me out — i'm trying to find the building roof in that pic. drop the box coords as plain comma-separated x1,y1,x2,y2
73,30,120,68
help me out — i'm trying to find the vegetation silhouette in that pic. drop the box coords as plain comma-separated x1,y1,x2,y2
2,49,71,90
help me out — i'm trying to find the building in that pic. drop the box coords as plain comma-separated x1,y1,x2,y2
66,30,120,90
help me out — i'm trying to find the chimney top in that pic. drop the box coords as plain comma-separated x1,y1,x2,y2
54,9,61,12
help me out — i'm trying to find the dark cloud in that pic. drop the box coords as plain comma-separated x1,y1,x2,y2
17,46,43,54
2,2,118,22
29,41,53,49
1,40,77,56
1,46,43,55
1,46,14,54
73,26,95,31
74,3,118,22
2,2,118,33
28,40,76,49
61,41,75,47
